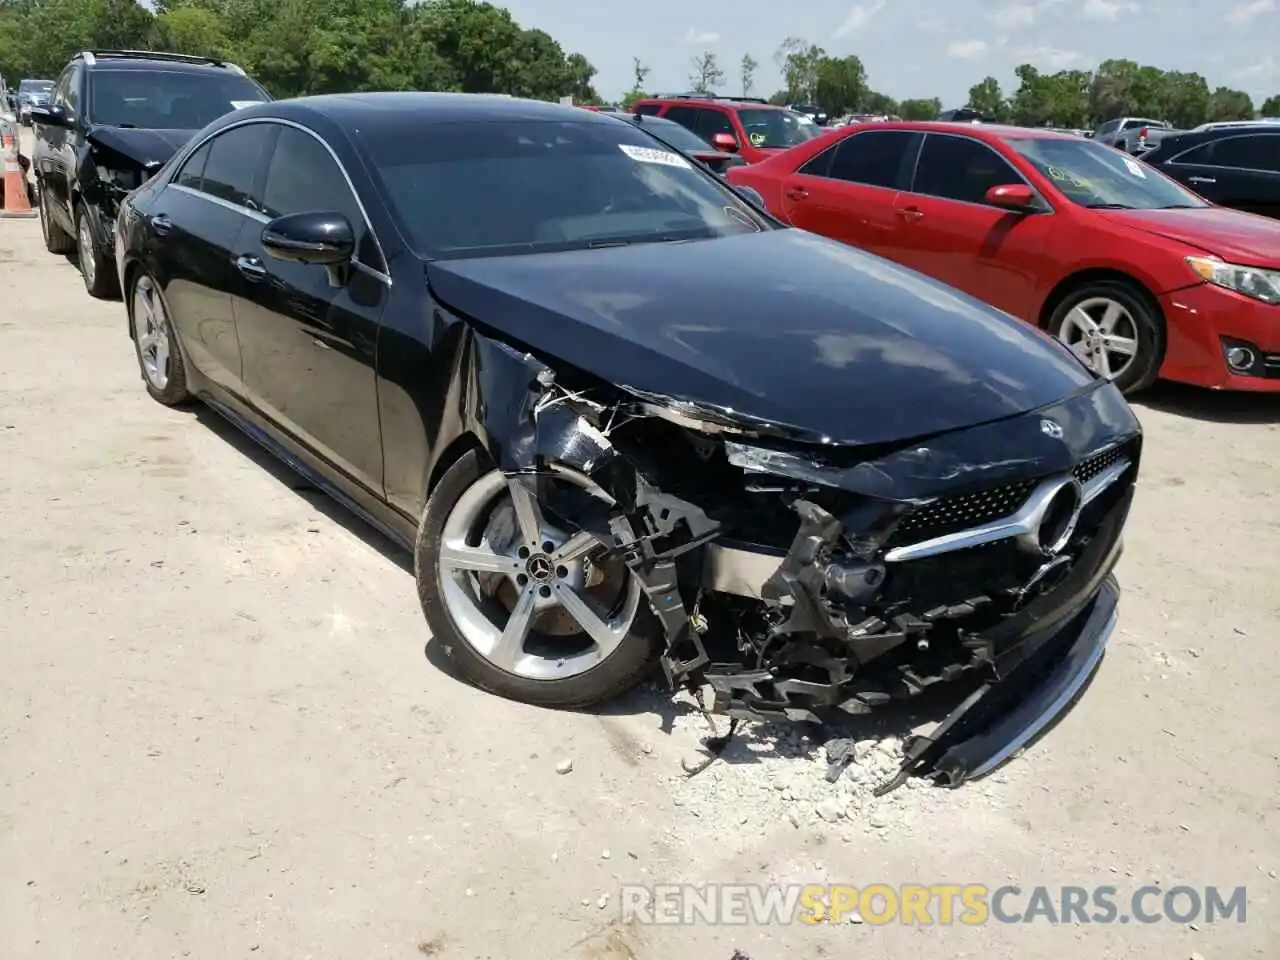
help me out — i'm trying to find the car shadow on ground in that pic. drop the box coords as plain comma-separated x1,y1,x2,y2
1135,381,1280,424
191,406,412,575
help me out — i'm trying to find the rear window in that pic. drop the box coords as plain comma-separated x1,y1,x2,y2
357,118,771,259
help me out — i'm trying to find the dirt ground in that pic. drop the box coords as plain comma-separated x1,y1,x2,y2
2,134,1279,958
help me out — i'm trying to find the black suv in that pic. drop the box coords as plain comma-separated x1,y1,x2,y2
30,50,270,298
1141,124,1280,221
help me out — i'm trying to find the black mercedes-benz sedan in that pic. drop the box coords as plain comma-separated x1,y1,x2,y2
115,93,1142,788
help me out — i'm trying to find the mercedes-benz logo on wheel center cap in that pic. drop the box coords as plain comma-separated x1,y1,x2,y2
526,554,554,582
1040,418,1064,439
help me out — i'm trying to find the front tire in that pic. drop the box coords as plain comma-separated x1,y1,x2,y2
130,272,190,406
75,201,120,299
415,450,662,708
1048,280,1164,395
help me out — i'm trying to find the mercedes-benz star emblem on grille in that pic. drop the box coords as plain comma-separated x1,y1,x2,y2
1040,418,1064,439
1014,475,1085,559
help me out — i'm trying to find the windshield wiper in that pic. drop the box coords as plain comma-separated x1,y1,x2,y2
1084,202,1135,209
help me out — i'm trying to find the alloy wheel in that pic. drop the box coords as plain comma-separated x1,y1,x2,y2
436,466,642,680
133,276,171,391
77,214,96,288
1055,296,1140,381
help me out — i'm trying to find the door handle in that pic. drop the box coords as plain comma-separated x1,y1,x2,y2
896,206,924,221
234,254,267,281
151,214,172,236
785,186,809,200
1187,176,1216,184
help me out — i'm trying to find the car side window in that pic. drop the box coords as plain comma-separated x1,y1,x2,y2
632,103,661,116
260,125,384,273
800,130,916,188
911,134,1024,205
51,67,72,118
199,124,273,211
175,140,212,191
660,106,703,132
695,109,735,139
1186,134,1278,171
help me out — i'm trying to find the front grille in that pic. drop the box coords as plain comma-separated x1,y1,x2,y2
885,441,1133,549
887,479,1037,546
1073,443,1126,485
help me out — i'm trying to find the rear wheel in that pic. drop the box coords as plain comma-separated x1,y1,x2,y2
130,272,190,406
415,451,662,708
38,182,74,255
1049,280,1164,395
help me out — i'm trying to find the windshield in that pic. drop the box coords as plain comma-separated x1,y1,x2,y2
88,69,267,130
737,108,820,148
1007,137,1207,210
20,81,52,94
357,118,769,259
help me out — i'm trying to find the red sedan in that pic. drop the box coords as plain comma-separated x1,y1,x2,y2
727,121,1280,393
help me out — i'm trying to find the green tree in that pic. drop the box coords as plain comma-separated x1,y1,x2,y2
861,89,900,116
774,36,823,101
1261,94,1280,116
631,56,649,90
813,54,865,115
1009,65,1090,126
688,49,723,93
967,75,1007,121
740,53,757,97
898,97,940,120
1160,71,1210,128
1207,86,1254,121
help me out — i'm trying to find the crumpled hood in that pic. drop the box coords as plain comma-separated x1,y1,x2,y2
1102,206,1280,267
426,230,1098,446
86,126,195,170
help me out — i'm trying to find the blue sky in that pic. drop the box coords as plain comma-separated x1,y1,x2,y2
495,0,1279,106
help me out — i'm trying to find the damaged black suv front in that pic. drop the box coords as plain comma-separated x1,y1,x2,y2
30,50,269,299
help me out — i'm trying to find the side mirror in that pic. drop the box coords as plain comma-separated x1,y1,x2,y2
262,211,354,265
711,132,738,153
984,183,1039,212
28,104,67,127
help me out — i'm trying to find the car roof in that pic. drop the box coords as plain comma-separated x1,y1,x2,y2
637,96,786,110
271,91,618,128
850,121,1078,141
73,51,248,75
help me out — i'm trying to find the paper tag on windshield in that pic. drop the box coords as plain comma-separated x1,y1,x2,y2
230,100,265,110
618,144,689,167
1122,156,1146,178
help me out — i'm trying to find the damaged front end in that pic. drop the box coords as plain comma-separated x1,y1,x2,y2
76,127,168,257
468,332,1140,790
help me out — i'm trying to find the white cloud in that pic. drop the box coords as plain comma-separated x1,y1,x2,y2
1081,0,1138,20
1232,55,1276,80
833,0,887,40
681,28,720,45
1225,0,1275,23
1016,44,1087,69
947,40,989,59
990,3,1037,29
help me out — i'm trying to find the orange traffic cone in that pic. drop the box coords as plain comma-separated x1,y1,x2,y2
1,127,36,218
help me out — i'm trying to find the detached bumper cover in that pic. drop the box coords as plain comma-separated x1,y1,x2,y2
883,573,1120,791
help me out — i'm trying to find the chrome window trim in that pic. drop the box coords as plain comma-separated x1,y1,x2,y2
164,115,393,286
